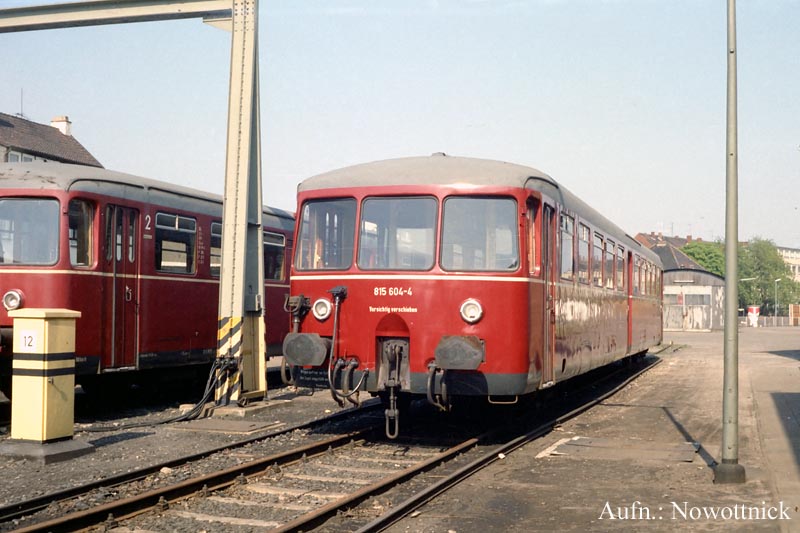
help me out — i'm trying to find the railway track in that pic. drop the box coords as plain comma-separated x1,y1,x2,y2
3,355,661,532
0,398,383,530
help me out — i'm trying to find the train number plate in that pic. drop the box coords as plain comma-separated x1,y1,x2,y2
373,286,413,296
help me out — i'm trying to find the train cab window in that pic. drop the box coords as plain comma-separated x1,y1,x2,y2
0,198,59,265
68,200,94,267
525,199,539,276
592,233,603,288
264,231,286,280
155,212,197,274
441,197,518,272
210,222,222,278
359,196,436,270
296,199,356,270
605,240,615,290
577,223,590,284
616,246,625,291
560,214,575,280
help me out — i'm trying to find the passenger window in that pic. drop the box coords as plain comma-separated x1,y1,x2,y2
155,212,196,274
127,211,136,263
210,222,222,278
605,240,615,290
105,206,113,262
616,246,625,291
115,209,123,262
68,199,94,267
592,233,603,288
577,224,590,284
264,231,286,280
560,214,575,280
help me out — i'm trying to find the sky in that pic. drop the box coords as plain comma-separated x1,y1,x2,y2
1,0,799,247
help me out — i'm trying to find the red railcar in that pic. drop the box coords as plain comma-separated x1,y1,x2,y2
0,162,294,397
283,154,662,436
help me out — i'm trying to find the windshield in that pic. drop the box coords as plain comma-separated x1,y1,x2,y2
0,198,60,265
295,198,356,270
441,197,519,271
358,197,437,270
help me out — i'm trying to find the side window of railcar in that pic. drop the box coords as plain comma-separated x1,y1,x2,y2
296,199,356,270
359,196,436,270
560,214,575,280
0,198,58,265
441,197,518,271
633,255,641,295
155,213,197,274
592,233,603,288
577,223,590,284
616,246,625,291
640,261,647,295
264,231,286,280
68,200,94,267
605,240,615,290
210,222,222,278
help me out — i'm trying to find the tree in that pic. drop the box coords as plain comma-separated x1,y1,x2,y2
683,241,725,277
682,237,799,314
740,238,798,315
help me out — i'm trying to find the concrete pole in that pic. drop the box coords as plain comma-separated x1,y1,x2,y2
714,0,746,484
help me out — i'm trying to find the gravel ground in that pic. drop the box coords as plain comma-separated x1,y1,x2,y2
0,379,358,513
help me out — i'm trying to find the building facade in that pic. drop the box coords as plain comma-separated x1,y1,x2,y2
636,232,725,331
776,246,800,283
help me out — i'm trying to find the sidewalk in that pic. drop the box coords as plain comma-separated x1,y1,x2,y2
388,328,800,532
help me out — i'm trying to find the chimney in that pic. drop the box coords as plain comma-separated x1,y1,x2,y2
657,232,663,241
51,116,72,136
687,235,692,243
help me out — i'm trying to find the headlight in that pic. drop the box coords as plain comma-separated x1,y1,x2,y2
2,290,24,311
459,298,483,324
312,298,332,321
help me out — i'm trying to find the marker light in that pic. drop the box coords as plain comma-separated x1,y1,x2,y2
312,298,333,321
2,290,24,311
459,298,483,324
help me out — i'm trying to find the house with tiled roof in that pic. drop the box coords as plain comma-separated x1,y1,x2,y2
636,232,725,331
0,112,102,167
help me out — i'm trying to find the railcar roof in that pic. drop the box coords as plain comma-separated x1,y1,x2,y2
299,155,659,264
0,162,294,224
298,154,553,191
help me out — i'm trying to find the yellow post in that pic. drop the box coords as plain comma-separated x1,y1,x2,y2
9,309,81,442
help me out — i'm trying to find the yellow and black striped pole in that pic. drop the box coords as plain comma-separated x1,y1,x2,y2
214,316,243,404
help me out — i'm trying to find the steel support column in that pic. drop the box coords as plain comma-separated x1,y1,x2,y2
214,0,266,405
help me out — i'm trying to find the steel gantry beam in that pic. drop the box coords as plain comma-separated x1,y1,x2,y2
0,0,231,32
0,0,268,406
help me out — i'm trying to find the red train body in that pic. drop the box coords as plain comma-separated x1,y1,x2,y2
282,155,662,436
0,163,294,397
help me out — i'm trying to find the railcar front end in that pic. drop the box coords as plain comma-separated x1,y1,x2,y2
283,187,541,437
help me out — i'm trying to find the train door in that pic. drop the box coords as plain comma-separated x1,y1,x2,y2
106,205,139,368
541,204,556,387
